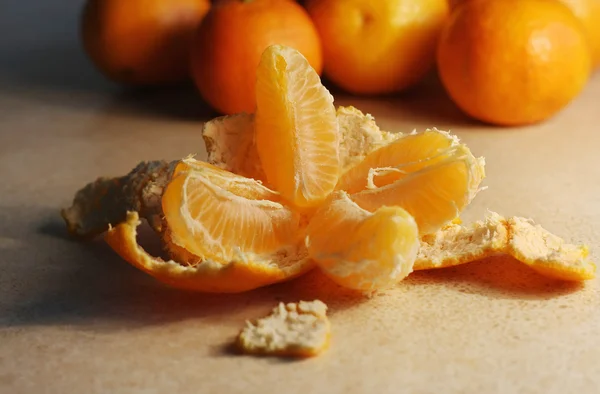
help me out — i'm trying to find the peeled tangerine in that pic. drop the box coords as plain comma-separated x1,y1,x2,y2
62,44,594,301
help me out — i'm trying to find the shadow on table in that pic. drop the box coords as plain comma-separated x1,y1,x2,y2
0,44,217,122
0,43,503,128
0,205,587,334
329,72,488,131
0,210,368,332
404,255,585,300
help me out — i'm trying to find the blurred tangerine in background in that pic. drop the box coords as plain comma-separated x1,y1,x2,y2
437,0,592,126
558,0,600,69
306,0,449,95
190,0,322,115
81,0,210,85
79,0,597,126
448,0,600,70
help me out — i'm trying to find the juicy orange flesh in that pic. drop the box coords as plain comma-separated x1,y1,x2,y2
336,130,458,194
255,45,340,208
162,160,301,264
350,156,471,235
307,193,419,291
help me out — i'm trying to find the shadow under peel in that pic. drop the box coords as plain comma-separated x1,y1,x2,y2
405,255,586,300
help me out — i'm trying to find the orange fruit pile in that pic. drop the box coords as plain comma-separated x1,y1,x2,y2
80,0,599,126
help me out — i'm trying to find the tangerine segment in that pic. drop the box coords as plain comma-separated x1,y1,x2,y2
202,106,398,184
508,217,596,281
162,158,302,264
307,191,419,291
414,212,596,281
255,45,340,208
336,129,463,194
350,147,485,236
237,300,330,358
105,212,313,293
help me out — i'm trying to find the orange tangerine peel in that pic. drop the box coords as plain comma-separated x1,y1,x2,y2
237,300,331,357
202,112,267,183
61,160,175,239
105,211,312,293
415,211,596,281
415,211,508,270
508,216,596,281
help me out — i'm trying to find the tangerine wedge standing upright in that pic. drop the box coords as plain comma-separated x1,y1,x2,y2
190,0,322,114
255,45,340,209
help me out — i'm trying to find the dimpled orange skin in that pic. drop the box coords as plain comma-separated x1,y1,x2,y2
190,0,323,115
306,0,449,95
448,0,600,69
437,0,592,126
81,0,210,85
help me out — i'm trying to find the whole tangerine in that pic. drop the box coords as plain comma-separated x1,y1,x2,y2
81,0,210,85
190,0,322,115
559,0,600,69
306,0,449,95
437,0,592,126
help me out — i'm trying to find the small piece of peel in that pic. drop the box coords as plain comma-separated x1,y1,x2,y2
237,300,331,357
508,216,595,281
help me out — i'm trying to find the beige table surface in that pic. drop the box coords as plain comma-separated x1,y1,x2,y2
1,1,600,393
